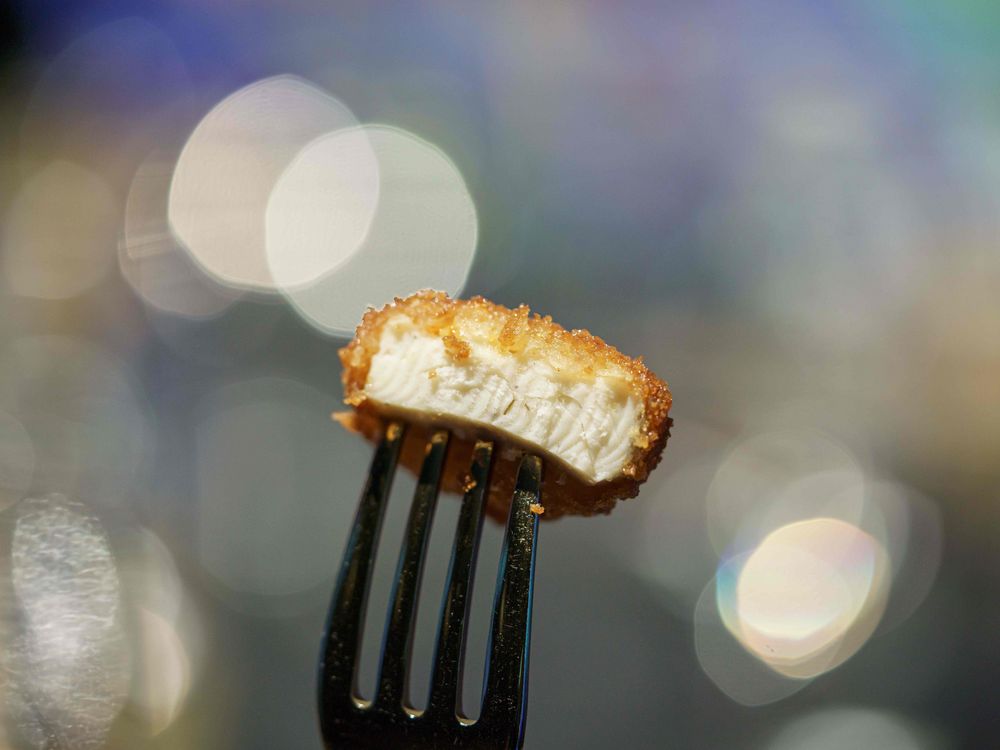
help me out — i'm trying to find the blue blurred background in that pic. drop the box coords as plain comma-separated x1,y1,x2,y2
0,1,998,748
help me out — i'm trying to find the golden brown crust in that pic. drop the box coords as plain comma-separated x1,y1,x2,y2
337,290,672,519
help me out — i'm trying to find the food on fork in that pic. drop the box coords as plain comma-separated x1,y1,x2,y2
336,290,672,519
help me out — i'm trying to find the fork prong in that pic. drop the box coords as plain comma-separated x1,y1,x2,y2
375,430,450,711
319,422,404,725
479,454,541,741
426,440,494,719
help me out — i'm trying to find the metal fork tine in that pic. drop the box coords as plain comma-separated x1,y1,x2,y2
375,430,450,710
479,454,542,741
427,439,494,719
320,423,543,748
319,422,404,724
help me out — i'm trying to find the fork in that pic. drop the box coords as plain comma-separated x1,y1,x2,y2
318,421,542,749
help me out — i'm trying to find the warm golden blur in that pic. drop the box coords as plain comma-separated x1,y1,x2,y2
0,2,996,748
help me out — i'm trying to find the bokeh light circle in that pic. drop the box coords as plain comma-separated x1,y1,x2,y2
717,518,890,680
275,125,478,336
5,495,129,749
117,527,202,737
1,161,119,299
130,607,194,736
695,517,891,705
194,377,371,613
118,527,186,627
265,126,380,288
693,572,810,706
120,152,243,319
706,429,862,555
766,706,943,750
168,76,371,290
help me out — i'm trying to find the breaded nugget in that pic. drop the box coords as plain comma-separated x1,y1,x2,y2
336,290,672,518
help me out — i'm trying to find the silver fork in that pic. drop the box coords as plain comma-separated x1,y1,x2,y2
318,421,541,749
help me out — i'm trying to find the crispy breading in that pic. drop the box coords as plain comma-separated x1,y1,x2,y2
337,290,672,519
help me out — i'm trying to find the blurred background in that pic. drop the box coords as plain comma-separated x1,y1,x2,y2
0,1,997,748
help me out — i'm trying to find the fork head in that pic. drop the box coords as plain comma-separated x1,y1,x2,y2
318,421,541,749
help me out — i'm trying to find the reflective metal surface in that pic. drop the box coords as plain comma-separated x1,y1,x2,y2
319,424,541,749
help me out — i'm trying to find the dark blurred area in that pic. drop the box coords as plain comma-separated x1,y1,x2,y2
0,2,998,748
